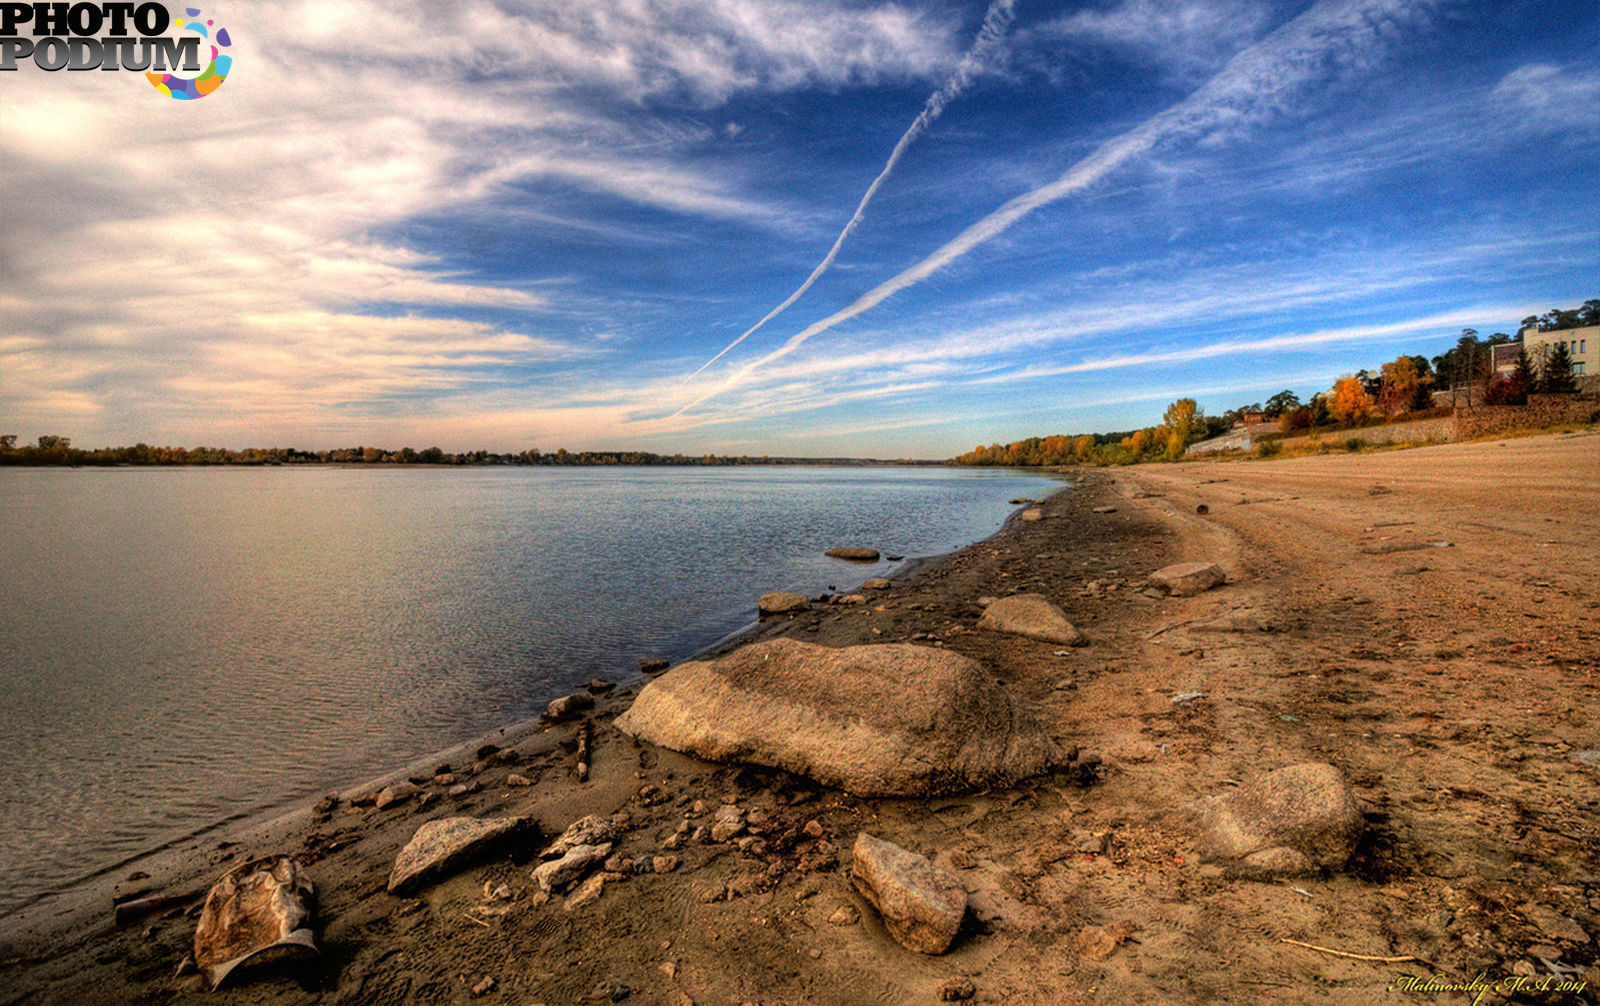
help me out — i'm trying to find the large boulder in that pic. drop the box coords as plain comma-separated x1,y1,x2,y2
759,591,810,615
977,594,1086,647
614,638,1061,796
1192,763,1363,877
1148,562,1226,596
826,547,881,562
851,833,967,954
387,817,535,894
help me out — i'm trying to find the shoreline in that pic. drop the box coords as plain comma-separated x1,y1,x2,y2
0,470,1073,951
5,434,1595,1004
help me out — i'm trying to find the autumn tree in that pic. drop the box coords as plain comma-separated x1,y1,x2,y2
1378,355,1427,416
1329,377,1374,424
1162,398,1201,444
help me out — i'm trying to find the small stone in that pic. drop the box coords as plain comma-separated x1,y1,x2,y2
1093,506,1117,514
1076,926,1118,961
1148,562,1226,597
640,658,670,673
692,800,708,814
375,781,420,810
472,976,496,996
447,783,472,798
506,773,533,787
759,592,810,615
808,948,822,960
603,854,631,875
938,977,977,1001
826,547,880,561
564,872,606,910
710,805,746,842
828,904,860,926
387,816,535,894
653,855,680,874
546,692,594,722
851,833,966,954
804,819,825,839
532,843,612,893
660,962,677,979
544,815,617,859
864,579,891,590
587,678,615,693
946,849,975,870
1021,508,1044,522
433,773,456,786
695,883,725,903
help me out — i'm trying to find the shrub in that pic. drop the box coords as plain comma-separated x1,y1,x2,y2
1343,437,1365,452
1255,440,1283,458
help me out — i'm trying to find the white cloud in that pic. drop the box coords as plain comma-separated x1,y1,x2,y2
1491,62,1600,133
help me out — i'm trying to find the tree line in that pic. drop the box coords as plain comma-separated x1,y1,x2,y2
0,439,927,468
952,298,1596,468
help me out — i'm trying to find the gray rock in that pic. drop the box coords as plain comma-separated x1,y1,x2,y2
375,781,420,810
759,591,810,615
1193,763,1362,877
533,843,613,892
546,692,594,721
1148,562,1226,597
826,547,880,561
976,593,1086,647
614,639,1062,797
851,832,966,954
387,817,534,894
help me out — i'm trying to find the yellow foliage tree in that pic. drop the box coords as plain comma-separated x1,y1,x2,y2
1330,377,1374,424
1378,356,1422,416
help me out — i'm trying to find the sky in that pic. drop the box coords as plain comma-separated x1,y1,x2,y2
1,0,1596,458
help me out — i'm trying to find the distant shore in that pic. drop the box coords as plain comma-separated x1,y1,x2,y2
4,433,1596,1004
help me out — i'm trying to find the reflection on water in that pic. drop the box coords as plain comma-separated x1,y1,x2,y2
0,465,1053,915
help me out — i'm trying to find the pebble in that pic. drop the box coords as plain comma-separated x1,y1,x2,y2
804,819,825,838
471,976,495,996
506,773,533,787
652,855,680,874
938,977,977,1001
828,904,860,926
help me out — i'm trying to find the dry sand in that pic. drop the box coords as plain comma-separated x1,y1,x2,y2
2,429,1596,1005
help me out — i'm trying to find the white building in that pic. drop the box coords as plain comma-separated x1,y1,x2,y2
1519,322,1599,381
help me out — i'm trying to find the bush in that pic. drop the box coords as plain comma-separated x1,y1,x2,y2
1343,437,1365,452
1255,440,1283,458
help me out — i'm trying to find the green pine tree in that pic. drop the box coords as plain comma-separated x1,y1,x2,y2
1542,343,1577,394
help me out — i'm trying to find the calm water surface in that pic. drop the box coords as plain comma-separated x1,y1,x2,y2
0,465,1053,917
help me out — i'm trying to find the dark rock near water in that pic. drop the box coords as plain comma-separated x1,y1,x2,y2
826,546,880,561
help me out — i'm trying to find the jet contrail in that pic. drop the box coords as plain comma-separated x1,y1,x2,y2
685,0,1018,379
673,0,1439,418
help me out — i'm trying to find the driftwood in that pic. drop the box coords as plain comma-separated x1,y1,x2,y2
576,720,592,782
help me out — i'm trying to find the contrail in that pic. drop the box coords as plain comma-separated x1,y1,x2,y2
672,0,1439,418
685,0,1018,379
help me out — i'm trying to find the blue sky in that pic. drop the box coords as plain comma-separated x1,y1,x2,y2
1,0,1595,456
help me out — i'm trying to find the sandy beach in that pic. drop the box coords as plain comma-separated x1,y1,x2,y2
3,430,1596,1005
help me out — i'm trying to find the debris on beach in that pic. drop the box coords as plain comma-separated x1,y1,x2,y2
615,638,1062,796
826,546,880,561
1147,562,1226,596
851,832,967,955
192,856,318,990
1192,763,1363,877
976,593,1087,647
387,816,536,894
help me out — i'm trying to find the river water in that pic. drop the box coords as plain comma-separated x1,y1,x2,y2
0,464,1054,917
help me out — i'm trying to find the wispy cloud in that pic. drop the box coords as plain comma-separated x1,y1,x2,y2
671,0,1445,416
686,0,1018,378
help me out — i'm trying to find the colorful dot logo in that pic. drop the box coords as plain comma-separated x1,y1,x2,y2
147,8,232,100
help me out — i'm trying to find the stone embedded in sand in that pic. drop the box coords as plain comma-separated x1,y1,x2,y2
850,832,966,955
710,804,746,842
1192,763,1362,877
1092,506,1118,514
1020,508,1045,522
826,546,880,561
613,638,1062,797
864,578,891,590
387,816,534,894
533,843,613,892
374,781,419,810
546,692,594,721
543,815,617,860
976,593,1087,647
759,591,810,615
1148,562,1226,597
193,856,318,990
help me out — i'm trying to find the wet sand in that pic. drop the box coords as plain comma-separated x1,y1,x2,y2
2,430,1596,1005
